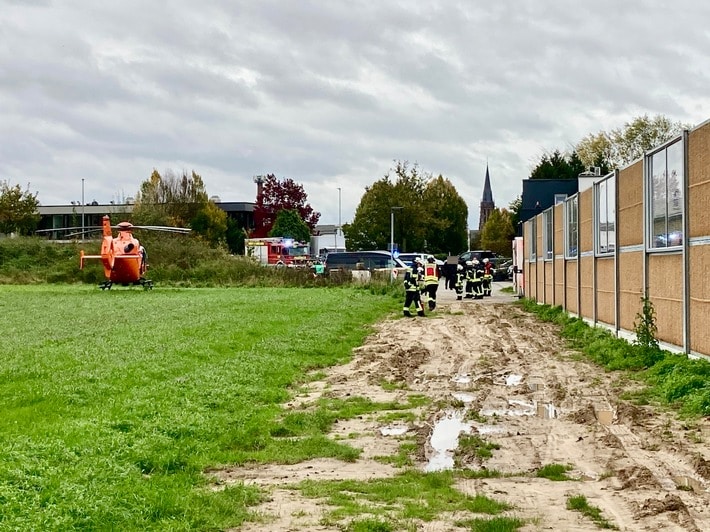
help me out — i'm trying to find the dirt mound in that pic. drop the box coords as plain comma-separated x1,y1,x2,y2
567,402,597,424
616,401,651,425
388,345,429,382
635,493,687,517
693,455,710,480
617,465,661,490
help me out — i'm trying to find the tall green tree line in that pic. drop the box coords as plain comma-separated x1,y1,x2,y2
344,161,468,255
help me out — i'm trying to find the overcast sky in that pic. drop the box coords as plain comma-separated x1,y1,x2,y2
2,1,709,229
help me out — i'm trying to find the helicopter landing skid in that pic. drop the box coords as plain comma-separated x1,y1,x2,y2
97,279,153,290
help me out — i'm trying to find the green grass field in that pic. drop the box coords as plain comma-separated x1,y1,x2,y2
0,285,399,530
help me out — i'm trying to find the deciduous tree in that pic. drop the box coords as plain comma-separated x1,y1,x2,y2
269,209,311,243
253,174,320,237
132,169,209,227
344,161,467,254
190,201,228,246
0,180,40,235
480,208,515,257
422,175,468,254
576,114,688,170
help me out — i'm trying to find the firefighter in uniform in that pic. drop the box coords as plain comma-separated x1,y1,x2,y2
482,257,493,297
416,257,427,304
472,259,484,299
403,259,425,317
423,255,439,311
455,263,465,300
464,260,475,299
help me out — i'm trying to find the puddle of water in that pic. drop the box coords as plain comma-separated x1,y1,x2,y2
505,374,523,387
674,475,705,493
595,409,614,425
380,425,409,436
536,402,557,419
452,374,471,384
452,392,475,403
424,411,472,472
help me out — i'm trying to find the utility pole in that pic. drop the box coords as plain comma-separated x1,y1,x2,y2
81,178,85,241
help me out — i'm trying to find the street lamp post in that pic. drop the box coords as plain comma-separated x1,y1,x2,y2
81,178,85,242
335,187,342,250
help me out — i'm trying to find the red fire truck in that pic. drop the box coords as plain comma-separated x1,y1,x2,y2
244,237,310,266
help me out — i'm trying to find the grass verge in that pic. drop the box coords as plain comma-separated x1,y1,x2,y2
566,494,617,529
535,463,574,481
296,470,512,530
0,285,398,530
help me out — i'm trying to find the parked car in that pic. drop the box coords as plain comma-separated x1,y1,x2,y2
324,251,410,279
491,259,512,281
458,249,497,263
397,253,445,274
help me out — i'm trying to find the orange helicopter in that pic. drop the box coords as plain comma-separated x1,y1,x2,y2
79,215,155,289
37,215,190,289
78,215,193,290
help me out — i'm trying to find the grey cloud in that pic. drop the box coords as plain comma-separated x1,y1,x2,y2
2,0,709,229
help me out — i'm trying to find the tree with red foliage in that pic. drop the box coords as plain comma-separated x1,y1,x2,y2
252,174,320,237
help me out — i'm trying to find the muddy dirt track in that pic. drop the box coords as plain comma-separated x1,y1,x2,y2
215,282,710,531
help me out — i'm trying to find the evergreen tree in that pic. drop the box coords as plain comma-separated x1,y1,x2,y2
530,149,586,180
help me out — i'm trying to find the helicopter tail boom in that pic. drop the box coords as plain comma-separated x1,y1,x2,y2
79,250,103,269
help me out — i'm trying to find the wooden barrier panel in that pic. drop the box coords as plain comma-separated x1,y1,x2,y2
618,251,644,333
544,260,554,305
580,256,594,318
688,122,710,238
554,258,564,307
596,257,615,327
648,253,683,347
689,245,710,354
565,260,578,314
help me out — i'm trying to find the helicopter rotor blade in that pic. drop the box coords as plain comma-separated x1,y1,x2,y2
64,229,104,238
35,226,102,234
130,225,192,234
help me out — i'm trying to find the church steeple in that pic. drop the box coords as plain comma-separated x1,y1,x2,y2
479,165,496,231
